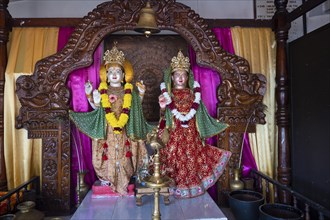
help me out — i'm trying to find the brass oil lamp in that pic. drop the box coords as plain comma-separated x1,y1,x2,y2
144,128,171,220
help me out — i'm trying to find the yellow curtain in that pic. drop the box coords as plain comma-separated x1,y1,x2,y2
231,27,277,178
4,27,59,189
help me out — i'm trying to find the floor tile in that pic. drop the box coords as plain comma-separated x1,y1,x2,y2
71,190,229,219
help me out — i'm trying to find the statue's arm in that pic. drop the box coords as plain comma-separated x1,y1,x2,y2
136,81,145,102
85,81,101,109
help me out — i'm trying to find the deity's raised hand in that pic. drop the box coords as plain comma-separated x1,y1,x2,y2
84,81,93,96
158,94,167,109
93,89,101,105
136,80,146,95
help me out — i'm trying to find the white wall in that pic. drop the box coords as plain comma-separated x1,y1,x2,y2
8,0,329,40
8,0,254,19
306,1,330,33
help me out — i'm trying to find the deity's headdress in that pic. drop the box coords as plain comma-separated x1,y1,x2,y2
170,50,190,73
101,42,133,83
162,50,194,95
103,42,125,68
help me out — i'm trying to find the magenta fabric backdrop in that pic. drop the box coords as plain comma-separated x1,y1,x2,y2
241,133,258,177
58,27,101,203
189,28,235,146
189,28,258,202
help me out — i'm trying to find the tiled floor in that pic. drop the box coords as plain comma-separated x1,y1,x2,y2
71,190,231,219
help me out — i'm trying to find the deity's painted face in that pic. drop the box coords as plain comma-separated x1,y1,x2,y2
107,66,124,86
172,69,188,89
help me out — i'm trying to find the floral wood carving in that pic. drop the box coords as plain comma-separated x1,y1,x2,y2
218,73,267,131
41,119,70,213
15,0,266,213
16,0,252,131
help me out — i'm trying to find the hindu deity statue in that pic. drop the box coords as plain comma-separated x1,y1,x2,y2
70,43,152,195
158,50,232,198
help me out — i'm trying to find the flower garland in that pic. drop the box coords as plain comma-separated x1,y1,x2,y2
99,82,133,134
160,81,201,127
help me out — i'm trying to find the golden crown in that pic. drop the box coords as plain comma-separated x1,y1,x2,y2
103,42,125,67
170,50,190,73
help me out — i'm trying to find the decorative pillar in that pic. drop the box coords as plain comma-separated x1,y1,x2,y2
0,0,11,191
273,0,291,203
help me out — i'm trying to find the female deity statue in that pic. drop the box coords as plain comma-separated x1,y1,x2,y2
158,50,232,198
70,43,152,195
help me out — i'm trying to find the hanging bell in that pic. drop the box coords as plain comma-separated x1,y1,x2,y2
134,1,160,37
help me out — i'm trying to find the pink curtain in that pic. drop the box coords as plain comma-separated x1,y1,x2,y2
58,27,101,203
189,28,258,201
189,28,235,146
241,133,258,177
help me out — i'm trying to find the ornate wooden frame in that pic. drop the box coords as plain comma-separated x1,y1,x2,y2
15,0,266,214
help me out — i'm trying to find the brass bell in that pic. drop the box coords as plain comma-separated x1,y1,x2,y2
134,1,160,37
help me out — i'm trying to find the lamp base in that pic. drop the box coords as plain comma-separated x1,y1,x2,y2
135,182,170,206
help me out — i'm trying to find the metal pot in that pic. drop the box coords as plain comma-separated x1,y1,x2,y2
229,190,265,220
259,203,304,220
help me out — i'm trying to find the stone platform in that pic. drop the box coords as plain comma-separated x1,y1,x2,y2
91,181,135,198
71,190,228,219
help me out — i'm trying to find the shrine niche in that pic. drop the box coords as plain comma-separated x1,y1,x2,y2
104,35,188,122
15,0,266,214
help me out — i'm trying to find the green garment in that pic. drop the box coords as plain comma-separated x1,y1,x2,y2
69,106,106,140
163,66,228,139
164,101,228,139
196,102,228,138
69,90,153,140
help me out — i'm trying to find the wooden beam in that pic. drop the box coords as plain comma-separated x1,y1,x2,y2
12,18,81,27
206,19,271,28
12,18,271,28
274,0,291,204
288,0,327,22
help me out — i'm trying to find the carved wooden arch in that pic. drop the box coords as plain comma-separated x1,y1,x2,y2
16,0,266,214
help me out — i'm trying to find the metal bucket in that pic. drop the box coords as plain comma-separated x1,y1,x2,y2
259,203,304,220
229,190,265,220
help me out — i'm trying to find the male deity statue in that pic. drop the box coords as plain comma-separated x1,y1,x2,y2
70,43,152,195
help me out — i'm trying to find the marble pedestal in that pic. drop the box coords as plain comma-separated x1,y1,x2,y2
71,190,228,220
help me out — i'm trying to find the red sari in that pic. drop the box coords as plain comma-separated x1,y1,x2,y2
160,88,231,198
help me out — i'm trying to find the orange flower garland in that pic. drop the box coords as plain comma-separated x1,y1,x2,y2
99,82,133,134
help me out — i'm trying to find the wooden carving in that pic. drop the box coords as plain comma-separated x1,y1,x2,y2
15,0,266,213
217,71,266,204
218,73,266,131
0,0,11,191
41,118,71,214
